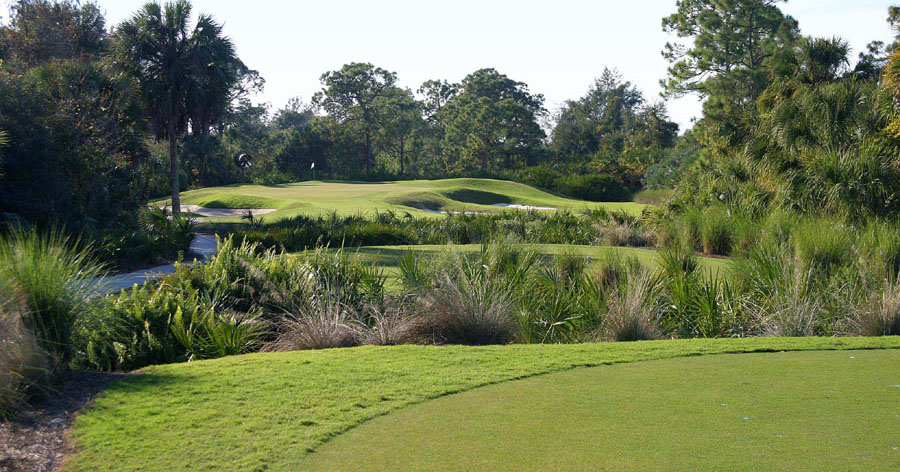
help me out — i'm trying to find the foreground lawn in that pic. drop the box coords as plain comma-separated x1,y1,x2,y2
156,178,646,221
66,337,900,471
302,349,900,471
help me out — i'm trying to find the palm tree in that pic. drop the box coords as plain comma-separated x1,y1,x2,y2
114,1,240,213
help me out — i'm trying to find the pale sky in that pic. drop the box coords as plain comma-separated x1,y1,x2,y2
4,0,897,130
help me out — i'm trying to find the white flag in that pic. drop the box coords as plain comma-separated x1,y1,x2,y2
311,162,315,169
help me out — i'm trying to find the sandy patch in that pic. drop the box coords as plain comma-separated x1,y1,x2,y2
492,203,557,210
160,205,278,218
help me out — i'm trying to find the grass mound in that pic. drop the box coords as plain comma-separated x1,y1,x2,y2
158,192,287,210
441,188,513,205
302,349,900,471
65,337,900,471
154,179,647,222
382,191,449,212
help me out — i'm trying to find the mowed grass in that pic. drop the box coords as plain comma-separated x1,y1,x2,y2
323,244,730,287
65,337,900,472
155,178,646,221
301,349,900,471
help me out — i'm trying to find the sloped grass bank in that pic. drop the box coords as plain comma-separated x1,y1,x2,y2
156,178,646,222
301,349,900,471
66,337,900,471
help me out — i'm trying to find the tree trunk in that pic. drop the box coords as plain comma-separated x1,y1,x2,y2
399,136,405,175
364,129,372,174
169,128,181,215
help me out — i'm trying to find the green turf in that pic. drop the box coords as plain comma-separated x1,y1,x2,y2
327,244,730,288
65,337,900,471
301,349,900,471
154,178,646,222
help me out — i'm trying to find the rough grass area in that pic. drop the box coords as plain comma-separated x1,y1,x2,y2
154,178,646,222
65,337,900,472
323,244,730,288
632,188,673,205
301,349,900,471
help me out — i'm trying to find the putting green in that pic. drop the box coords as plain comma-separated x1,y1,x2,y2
300,350,900,472
156,178,646,221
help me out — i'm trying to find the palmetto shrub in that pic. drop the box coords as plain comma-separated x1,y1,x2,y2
172,307,268,360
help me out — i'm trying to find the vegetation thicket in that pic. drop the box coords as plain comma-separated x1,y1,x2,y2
1,1,900,469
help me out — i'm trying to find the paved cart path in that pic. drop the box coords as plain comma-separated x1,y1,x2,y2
97,234,217,295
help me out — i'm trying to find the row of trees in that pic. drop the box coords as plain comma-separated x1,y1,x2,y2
659,0,900,220
0,0,680,232
6,0,899,234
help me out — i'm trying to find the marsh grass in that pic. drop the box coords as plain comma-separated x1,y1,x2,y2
700,206,734,255
417,246,522,345
598,271,662,342
0,229,106,370
266,290,360,351
0,277,50,419
792,218,854,275
844,278,900,336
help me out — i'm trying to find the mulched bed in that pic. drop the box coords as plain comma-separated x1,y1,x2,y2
0,372,125,472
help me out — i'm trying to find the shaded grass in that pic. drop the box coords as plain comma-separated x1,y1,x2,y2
632,188,673,205
154,178,647,223
300,349,900,472
65,337,900,472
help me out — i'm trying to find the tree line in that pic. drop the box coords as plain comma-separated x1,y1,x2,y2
2,0,900,236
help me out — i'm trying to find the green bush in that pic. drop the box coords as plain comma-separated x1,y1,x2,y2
552,174,631,202
0,229,106,369
792,219,854,275
700,206,734,256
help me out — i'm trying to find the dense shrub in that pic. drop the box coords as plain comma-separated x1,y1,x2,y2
552,174,630,202
82,237,387,369
700,206,734,256
232,210,614,251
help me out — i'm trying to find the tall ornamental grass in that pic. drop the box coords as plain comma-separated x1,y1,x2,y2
0,229,106,369
0,276,49,419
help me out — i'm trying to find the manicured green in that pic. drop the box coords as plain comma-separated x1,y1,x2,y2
66,337,900,472
156,178,646,221
302,349,900,471
324,244,729,287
